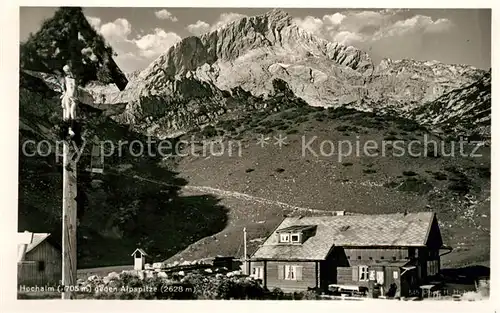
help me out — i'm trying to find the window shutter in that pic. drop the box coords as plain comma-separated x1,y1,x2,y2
352,266,359,281
295,266,303,281
376,271,384,284
38,261,45,272
278,265,284,280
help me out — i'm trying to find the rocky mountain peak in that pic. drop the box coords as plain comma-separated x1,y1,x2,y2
246,8,293,31
213,8,293,33
97,9,489,138
135,8,374,94
264,8,292,20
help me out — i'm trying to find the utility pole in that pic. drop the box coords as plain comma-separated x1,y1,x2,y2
243,227,248,275
61,131,78,299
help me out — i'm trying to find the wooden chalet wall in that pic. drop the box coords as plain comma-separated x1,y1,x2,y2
250,260,319,292
420,215,443,279
335,247,412,285
18,241,61,286
334,247,415,296
249,245,436,295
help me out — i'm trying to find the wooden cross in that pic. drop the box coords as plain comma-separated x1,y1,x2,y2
62,139,78,299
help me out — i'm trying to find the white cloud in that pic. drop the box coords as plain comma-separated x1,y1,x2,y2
333,31,363,45
134,28,181,58
114,52,149,73
425,18,454,33
86,16,102,30
83,17,137,60
293,16,323,35
323,13,345,26
155,9,178,22
292,10,454,46
83,14,182,71
100,18,132,43
337,10,392,35
211,12,247,30
374,15,453,40
186,20,211,36
185,13,247,36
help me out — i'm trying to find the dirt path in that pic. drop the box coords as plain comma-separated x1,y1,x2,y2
129,174,325,214
42,167,322,213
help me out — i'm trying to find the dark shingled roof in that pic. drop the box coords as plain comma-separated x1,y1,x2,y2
251,212,438,261
275,225,316,233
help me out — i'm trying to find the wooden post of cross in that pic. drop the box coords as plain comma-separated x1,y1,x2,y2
61,130,78,299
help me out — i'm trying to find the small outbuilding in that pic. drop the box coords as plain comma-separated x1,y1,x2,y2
131,248,150,270
17,231,62,286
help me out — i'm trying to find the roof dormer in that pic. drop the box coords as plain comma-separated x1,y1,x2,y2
276,225,316,244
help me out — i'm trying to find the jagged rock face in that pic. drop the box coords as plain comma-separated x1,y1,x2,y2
110,76,307,138
20,7,128,90
104,9,376,131
111,78,229,138
369,59,485,111
98,9,489,137
115,10,374,103
409,71,491,136
139,9,373,82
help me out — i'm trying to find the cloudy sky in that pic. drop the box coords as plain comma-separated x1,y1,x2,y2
19,7,491,73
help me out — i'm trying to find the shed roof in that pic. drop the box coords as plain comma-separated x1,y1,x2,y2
252,212,438,261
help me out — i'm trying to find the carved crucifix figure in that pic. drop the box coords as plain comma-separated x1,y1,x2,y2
61,64,78,138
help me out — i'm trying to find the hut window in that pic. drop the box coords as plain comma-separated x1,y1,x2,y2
135,251,142,258
357,256,361,260
252,266,264,280
393,271,399,279
427,260,439,276
283,265,302,281
358,266,369,281
280,233,290,243
392,256,397,261
285,265,296,280
369,257,373,260
369,270,376,281
38,261,45,272
291,234,300,243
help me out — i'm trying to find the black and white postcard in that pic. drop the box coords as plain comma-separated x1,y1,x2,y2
1,2,496,313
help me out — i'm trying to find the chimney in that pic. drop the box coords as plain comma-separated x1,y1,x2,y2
17,231,33,262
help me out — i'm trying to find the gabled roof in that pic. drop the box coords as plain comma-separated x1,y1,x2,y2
131,248,149,257
18,232,51,253
252,212,439,261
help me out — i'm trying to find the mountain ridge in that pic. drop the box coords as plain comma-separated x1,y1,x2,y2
97,9,488,139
